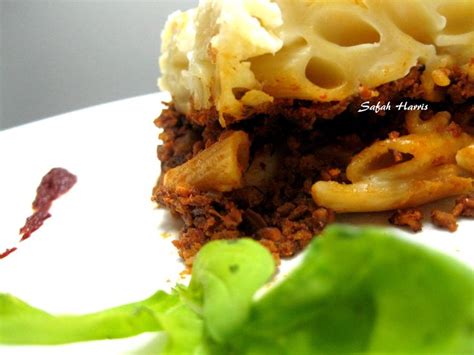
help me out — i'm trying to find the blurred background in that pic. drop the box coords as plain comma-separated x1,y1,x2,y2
0,0,197,130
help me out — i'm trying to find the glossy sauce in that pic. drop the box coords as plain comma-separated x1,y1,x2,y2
1,168,77,260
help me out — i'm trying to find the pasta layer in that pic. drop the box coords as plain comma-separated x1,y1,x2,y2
312,111,474,212
160,0,474,124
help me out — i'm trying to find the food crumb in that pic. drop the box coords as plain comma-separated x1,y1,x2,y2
160,231,172,239
431,210,458,232
452,193,474,217
428,193,474,232
179,269,191,278
388,208,423,232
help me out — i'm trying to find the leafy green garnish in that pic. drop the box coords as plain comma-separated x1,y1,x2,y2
154,302,204,354
1,225,473,354
0,291,176,344
230,226,474,354
180,238,275,343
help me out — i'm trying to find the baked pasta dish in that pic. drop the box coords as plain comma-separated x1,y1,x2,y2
152,0,474,265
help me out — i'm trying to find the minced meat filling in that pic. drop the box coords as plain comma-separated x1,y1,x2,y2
153,67,473,265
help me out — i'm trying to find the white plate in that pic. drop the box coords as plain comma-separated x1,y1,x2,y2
0,93,473,354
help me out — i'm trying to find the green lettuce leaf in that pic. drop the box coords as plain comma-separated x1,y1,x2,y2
0,291,177,345
155,302,204,355
228,226,474,354
179,238,275,343
1,226,473,355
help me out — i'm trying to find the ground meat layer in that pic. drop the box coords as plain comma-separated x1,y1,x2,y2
186,64,474,127
153,65,474,265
